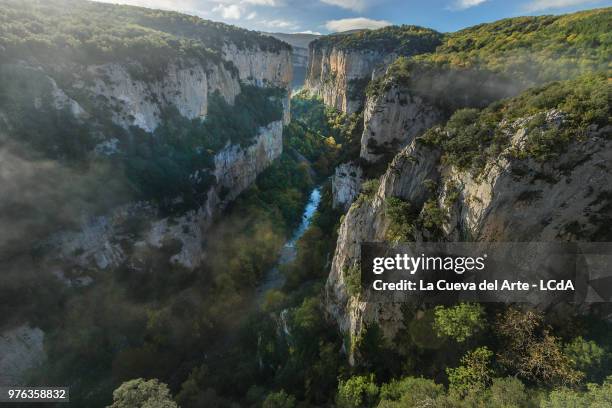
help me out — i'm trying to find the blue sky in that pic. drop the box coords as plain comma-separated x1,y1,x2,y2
94,0,611,34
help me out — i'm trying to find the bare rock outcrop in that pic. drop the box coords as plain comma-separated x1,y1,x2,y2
305,46,392,114
332,162,363,211
360,83,442,163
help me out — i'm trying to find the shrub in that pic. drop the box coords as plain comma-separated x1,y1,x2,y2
433,303,486,343
336,374,379,408
385,197,416,242
447,347,494,397
109,378,177,408
262,390,296,408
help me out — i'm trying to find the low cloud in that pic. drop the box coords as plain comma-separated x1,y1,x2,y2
525,0,602,11
324,17,392,32
0,139,131,258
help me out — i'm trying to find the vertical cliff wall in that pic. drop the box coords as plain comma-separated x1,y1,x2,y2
304,27,443,114
266,32,321,90
359,83,443,164
305,46,391,114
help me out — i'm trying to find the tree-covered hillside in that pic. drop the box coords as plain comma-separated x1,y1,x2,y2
420,7,611,84
312,25,443,55
0,0,289,71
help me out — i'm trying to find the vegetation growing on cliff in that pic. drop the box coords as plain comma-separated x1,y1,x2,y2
420,74,610,175
2,2,611,407
312,25,442,55
286,91,363,176
0,0,288,76
126,85,285,209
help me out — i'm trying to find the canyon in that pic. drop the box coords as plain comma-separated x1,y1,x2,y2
302,10,612,364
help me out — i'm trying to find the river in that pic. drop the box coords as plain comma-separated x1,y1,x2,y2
255,186,322,304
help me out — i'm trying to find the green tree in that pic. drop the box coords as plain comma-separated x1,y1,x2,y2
385,197,415,242
433,303,486,343
541,376,612,408
109,378,177,408
336,374,379,408
564,336,606,381
377,377,444,407
262,390,296,408
447,347,493,398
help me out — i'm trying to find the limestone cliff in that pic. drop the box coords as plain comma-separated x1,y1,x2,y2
266,32,321,89
359,82,442,164
88,61,240,133
305,46,391,114
304,26,443,114
326,91,612,361
332,162,363,211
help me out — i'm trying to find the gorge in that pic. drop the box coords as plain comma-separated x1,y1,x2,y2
0,1,611,407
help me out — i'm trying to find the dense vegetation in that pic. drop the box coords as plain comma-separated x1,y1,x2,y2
420,74,610,175
23,118,318,406
363,8,610,116
0,0,288,76
426,8,611,83
312,25,443,55
286,90,363,175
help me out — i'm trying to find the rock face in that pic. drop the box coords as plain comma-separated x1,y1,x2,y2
90,61,241,132
0,325,46,385
266,32,321,90
223,43,292,89
326,141,441,354
332,162,363,211
5,45,292,136
360,83,442,163
86,45,291,132
326,110,612,361
305,46,392,114
47,120,284,273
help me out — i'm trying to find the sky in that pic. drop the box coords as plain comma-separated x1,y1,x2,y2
93,0,612,34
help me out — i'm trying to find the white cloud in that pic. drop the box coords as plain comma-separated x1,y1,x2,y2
451,0,488,10
243,0,279,5
246,11,258,19
525,0,602,11
319,0,368,12
324,17,392,32
213,3,243,19
296,30,322,35
260,19,300,30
